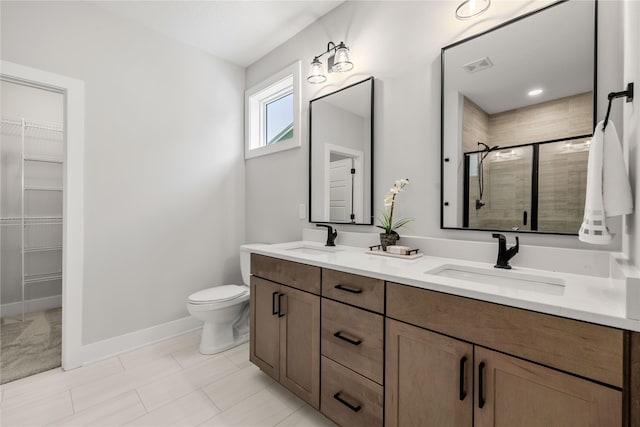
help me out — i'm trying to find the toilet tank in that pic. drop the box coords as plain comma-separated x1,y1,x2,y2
240,249,251,286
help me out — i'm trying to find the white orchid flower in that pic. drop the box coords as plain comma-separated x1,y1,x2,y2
378,178,413,237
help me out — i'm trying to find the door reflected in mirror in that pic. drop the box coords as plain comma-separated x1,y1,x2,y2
441,0,596,234
310,77,373,224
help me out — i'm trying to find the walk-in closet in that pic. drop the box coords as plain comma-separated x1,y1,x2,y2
0,79,64,384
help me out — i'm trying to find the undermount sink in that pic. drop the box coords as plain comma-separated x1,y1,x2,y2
283,244,343,256
426,264,565,295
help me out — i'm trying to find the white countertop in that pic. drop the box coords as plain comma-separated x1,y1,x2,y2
242,240,640,332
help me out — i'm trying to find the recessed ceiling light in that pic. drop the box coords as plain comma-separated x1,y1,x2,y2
528,88,543,96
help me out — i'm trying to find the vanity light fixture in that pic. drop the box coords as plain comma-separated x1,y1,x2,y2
455,0,491,20
528,88,543,97
307,41,354,84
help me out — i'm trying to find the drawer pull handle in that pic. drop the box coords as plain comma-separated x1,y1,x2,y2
271,291,278,316
334,284,363,294
333,331,362,346
459,356,467,401
278,293,285,317
333,392,362,412
478,361,486,409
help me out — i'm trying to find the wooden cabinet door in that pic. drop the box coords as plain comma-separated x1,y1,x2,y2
278,285,320,409
386,319,473,427
250,276,280,380
474,347,622,427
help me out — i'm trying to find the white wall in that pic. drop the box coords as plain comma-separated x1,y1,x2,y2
1,1,245,344
245,0,624,251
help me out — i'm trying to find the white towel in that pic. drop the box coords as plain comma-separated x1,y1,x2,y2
579,120,633,244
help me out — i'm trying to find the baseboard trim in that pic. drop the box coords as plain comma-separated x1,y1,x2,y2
1,296,203,369
0,295,62,318
66,316,202,369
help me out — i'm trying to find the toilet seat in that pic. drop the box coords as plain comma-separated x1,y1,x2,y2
188,284,249,305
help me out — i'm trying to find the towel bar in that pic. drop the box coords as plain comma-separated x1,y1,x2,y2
603,82,634,131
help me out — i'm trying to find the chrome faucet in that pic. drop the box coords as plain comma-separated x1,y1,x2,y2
492,233,519,269
317,224,337,247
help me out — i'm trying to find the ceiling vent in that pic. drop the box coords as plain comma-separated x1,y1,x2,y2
463,57,493,73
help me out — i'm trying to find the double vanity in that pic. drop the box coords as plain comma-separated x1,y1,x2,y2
244,1,637,425
244,238,640,427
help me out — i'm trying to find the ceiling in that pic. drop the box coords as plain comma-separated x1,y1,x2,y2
94,1,344,67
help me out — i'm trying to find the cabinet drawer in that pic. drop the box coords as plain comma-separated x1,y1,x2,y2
321,356,383,427
321,269,384,313
321,299,384,384
251,253,321,295
387,282,624,388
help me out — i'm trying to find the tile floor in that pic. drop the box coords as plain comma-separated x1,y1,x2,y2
0,331,336,426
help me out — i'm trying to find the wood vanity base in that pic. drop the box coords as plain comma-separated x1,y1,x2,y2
630,331,640,427
250,254,638,426
387,283,623,388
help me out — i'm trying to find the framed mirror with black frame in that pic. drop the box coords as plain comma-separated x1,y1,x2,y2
309,77,374,225
441,0,597,235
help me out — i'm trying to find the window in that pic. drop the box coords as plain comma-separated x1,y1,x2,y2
265,93,293,145
245,61,301,159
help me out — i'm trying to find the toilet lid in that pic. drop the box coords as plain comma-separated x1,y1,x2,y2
188,285,248,304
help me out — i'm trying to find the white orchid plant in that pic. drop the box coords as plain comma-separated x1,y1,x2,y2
377,178,413,235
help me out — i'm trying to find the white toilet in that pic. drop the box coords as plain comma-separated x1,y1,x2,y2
187,249,251,355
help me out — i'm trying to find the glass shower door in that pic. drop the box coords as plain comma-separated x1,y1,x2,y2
466,146,533,231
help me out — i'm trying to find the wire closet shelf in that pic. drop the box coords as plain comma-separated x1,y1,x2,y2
1,115,64,320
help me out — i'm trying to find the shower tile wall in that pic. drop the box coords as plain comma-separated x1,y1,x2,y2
463,94,591,233
488,92,593,147
462,98,490,152
538,141,589,233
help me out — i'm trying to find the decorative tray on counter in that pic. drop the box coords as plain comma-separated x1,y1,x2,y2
366,245,424,259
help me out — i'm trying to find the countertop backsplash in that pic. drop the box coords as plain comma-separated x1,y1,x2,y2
302,228,613,278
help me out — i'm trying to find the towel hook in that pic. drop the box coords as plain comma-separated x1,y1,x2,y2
603,82,634,131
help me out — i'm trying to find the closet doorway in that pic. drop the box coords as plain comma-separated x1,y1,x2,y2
1,78,65,383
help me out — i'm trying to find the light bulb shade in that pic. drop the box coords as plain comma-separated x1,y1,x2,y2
331,45,354,72
307,58,327,84
455,0,491,20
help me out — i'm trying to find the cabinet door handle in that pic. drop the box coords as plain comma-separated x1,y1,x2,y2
271,291,279,316
459,356,467,401
333,392,361,412
334,284,363,294
333,331,362,346
277,293,285,317
478,361,486,409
